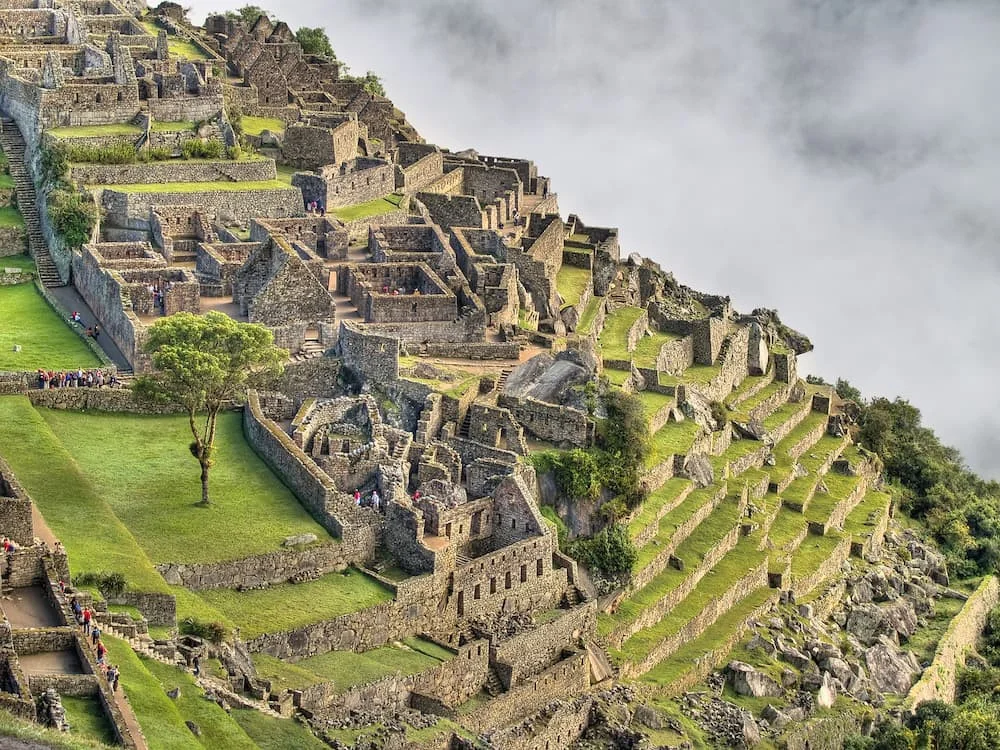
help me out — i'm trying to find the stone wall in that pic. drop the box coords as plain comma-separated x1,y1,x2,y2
691,317,727,365
0,226,26,256
497,395,591,447
487,696,592,750
493,602,596,687
27,386,184,413
70,158,277,185
338,321,400,383
417,192,483,230
464,652,589,732
791,536,852,600
110,592,176,626
156,542,350,590
101,185,302,224
904,575,1000,710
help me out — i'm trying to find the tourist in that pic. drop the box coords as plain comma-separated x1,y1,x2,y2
353,489,361,506
92,324,101,339
82,606,92,635
72,598,82,623
107,665,119,692
192,655,200,678
412,490,421,501
370,490,380,511
96,640,106,665
54,541,65,555
91,626,101,646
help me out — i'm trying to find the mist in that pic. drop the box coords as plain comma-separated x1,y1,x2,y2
189,0,1000,477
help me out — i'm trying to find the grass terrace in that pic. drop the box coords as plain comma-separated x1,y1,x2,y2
60,696,117,746
729,378,783,420
763,398,809,433
556,265,591,309
0,284,101,370
627,478,693,541
843,490,891,540
636,390,675,421
275,164,298,184
644,419,702,469
232,710,328,750
640,587,775,689
255,637,449,693
633,330,681,369
0,205,24,228
38,409,329,564
0,171,12,189
241,116,286,136
169,38,212,60
633,487,736,574
0,254,34,272
101,180,291,193
603,368,630,387
49,123,143,139
599,306,645,361
332,193,404,222
578,295,604,335
617,537,766,661
196,568,393,638
790,532,843,584
767,507,808,563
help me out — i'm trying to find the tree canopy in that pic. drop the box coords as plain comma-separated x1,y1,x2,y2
135,312,285,505
226,5,272,27
295,26,336,58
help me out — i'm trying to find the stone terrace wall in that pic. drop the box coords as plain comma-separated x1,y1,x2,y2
493,602,596,688
338,321,399,382
27,386,184,413
70,158,277,185
101,186,302,225
497,396,591,447
487,697,592,750
156,542,351,590
905,575,1000,710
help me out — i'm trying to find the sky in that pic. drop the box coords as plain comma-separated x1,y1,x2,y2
189,0,1000,477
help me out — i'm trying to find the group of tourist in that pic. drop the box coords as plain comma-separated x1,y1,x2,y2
70,599,120,691
380,284,420,296
353,488,382,512
147,283,169,315
1,537,18,553
306,199,326,216
36,369,119,389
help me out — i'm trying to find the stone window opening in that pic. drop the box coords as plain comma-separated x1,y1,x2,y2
490,577,496,594
445,522,452,537
456,590,464,616
537,559,543,576
520,564,527,583
504,571,511,589
510,518,516,530
473,584,480,600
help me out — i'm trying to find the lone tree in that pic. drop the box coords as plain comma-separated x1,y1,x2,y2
135,312,285,506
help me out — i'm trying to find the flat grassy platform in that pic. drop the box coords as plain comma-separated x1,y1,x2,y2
578,295,604,334
0,205,24,228
232,709,328,750
0,253,33,272
169,38,211,60
254,636,450,693
241,116,286,136
102,180,291,193
556,265,591,309
0,283,101,370
49,124,142,139
37,409,330,564
150,121,195,133
196,568,393,638
332,193,404,222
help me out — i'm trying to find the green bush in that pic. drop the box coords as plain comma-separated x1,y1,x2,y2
138,146,172,162
180,618,229,644
73,571,127,597
532,449,601,501
567,523,637,583
181,139,225,160
48,189,97,248
709,401,728,430
227,144,243,161
40,143,69,189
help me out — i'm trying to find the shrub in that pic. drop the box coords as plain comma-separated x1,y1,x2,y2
48,189,97,248
63,141,136,164
709,401,728,430
568,522,637,583
139,146,172,162
73,571,127,598
227,144,243,161
181,139,225,160
40,143,69,190
180,618,228,644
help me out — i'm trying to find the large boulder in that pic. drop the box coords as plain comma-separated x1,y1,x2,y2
846,603,889,646
728,661,783,698
864,640,921,695
816,672,838,709
682,453,714,488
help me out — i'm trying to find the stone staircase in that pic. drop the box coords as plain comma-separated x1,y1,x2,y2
102,621,177,667
0,117,63,287
484,667,504,697
458,410,472,437
292,338,325,362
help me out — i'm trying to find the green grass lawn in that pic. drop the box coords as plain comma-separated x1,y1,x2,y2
49,124,143,139
627,478,692,541
644,419,701,469
0,205,24,229
60,696,117,747
37,409,330,564
556,265,591,309
0,283,101,370
150,121,195,133
196,568,393,638
599,306,645,361
241,116,286,136
254,637,448,693
0,397,169,592
275,164,299,184
169,38,212,60
0,172,13,189
332,193,404,222
101,180,292,194
232,710,328,750
0,709,112,750
633,330,681,369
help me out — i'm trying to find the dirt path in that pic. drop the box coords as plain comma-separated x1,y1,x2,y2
30,504,57,547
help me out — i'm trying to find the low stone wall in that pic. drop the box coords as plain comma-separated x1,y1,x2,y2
420,342,520,360
0,269,30,285
110,592,176,626
746,382,791,423
0,226,27,256
156,542,350,590
70,158,277,185
27,386,185,413
787,416,830,462
791,536,852,600
631,482,693,549
493,603,596,687
27,673,99,698
768,396,813,445
498,395,591,447
904,575,1000,710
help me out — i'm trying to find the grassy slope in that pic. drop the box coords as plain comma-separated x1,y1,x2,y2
0,283,101,370
556,265,591,309
232,710,327,750
332,193,404,222
0,253,34,272
0,397,168,591
0,205,23,228
599,306,645,361
241,116,286,136
0,709,112,749
38,409,329,564
49,124,143,138
61,696,118,747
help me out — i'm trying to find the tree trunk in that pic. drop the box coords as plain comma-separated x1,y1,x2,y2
198,454,211,507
